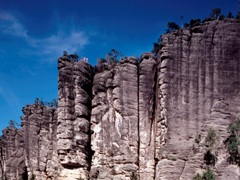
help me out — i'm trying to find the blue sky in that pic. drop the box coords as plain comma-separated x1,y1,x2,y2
0,0,239,133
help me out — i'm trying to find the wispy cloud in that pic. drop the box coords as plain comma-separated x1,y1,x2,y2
0,86,20,110
0,11,90,62
0,12,27,38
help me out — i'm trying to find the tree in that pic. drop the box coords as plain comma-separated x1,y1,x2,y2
224,118,240,165
106,49,123,63
152,36,163,57
63,51,68,57
210,8,221,19
166,22,180,33
236,11,240,19
227,12,234,18
190,19,201,27
219,14,225,20
69,53,79,61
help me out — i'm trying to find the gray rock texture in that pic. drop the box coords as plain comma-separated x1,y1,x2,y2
90,57,139,179
155,19,240,179
0,19,240,180
22,103,57,180
57,56,93,179
1,125,25,180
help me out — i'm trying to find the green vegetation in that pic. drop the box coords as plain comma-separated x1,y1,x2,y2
96,49,123,72
130,171,138,180
151,36,163,58
62,51,79,61
170,156,177,161
195,134,201,144
1,174,7,180
98,49,123,65
204,150,217,166
205,128,217,147
210,8,221,20
22,166,28,180
193,167,215,180
224,118,240,165
166,22,180,33
31,174,36,180
36,98,58,108
190,19,201,27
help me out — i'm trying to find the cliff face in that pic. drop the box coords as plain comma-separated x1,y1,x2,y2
156,19,240,179
57,57,93,179
0,19,240,180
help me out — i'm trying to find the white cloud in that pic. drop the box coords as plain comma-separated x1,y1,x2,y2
27,31,89,62
0,11,90,62
0,12,27,38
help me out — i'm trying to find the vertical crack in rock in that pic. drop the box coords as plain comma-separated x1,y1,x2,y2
155,19,240,180
1,19,240,180
138,53,157,179
137,57,140,177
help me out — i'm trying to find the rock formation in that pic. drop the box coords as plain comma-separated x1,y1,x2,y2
0,19,240,180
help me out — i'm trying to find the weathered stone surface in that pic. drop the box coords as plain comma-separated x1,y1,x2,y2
1,125,25,180
0,19,240,180
22,103,57,180
90,57,139,179
155,19,240,179
57,56,93,179
138,53,157,179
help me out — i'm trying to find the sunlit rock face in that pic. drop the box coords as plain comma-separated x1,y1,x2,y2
0,19,240,180
155,19,240,179
22,104,58,180
57,57,93,179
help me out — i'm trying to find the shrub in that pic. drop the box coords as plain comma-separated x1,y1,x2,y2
204,150,217,165
210,8,221,20
193,167,215,180
166,22,180,33
224,118,240,165
130,171,138,180
195,134,201,143
227,12,234,18
190,19,201,27
205,128,217,147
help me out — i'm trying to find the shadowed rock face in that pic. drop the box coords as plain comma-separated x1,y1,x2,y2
0,19,240,180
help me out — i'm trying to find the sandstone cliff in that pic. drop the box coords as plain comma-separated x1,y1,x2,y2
0,19,240,180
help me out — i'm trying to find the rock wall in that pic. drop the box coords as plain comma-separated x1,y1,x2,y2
156,19,240,179
0,19,240,180
57,56,93,179
22,103,57,180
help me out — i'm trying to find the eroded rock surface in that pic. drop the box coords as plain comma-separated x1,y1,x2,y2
57,56,93,179
22,103,57,180
0,19,240,180
155,19,240,179
90,57,139,179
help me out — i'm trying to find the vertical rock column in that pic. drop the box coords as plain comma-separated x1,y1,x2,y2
91,57,139,179
138,53,157,179
57,56,93,179
22,103,57,180
1,125,25,180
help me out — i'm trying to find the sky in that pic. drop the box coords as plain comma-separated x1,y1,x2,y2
0,0,239,133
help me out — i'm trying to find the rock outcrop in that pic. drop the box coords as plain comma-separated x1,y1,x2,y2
0,19,240,180
155,19,240,180
57,57,93,179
